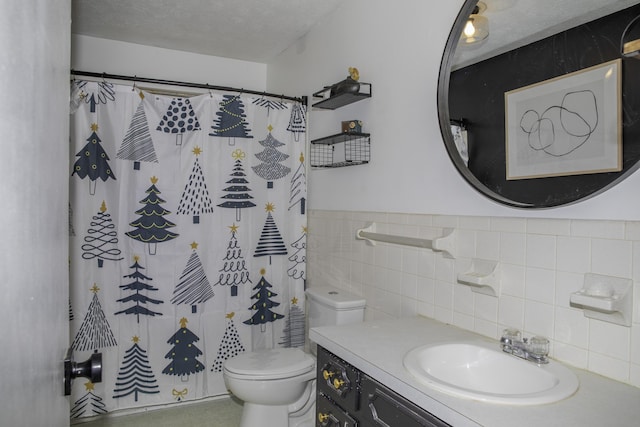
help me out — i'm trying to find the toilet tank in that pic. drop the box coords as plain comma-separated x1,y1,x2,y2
305,285,366,330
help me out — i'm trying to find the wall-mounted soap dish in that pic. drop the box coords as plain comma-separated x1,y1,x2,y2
569,273,633,327
457,258,500,297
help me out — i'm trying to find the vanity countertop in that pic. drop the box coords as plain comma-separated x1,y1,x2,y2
309,316,640,427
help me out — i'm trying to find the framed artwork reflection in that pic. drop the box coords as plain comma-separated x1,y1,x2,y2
505,59,621,180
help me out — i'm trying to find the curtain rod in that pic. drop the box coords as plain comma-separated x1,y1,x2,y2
70,69,307,105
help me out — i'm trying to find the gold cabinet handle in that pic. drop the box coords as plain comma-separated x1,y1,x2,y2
323,369,334,380
318,412,330,424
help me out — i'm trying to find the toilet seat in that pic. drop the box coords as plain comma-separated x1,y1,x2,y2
223,348,315,380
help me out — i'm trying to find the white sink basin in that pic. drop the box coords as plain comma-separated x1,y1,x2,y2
404,341,579,405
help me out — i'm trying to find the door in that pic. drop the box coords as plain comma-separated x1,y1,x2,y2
0,1,71,426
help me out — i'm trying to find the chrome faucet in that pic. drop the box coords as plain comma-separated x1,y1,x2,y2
500,329,549,364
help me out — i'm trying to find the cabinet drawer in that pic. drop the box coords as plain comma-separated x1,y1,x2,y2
316,392,358,427
317,346,361,413
360,375,451,427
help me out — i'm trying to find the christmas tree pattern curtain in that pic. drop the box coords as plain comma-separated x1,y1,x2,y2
68,80,307,418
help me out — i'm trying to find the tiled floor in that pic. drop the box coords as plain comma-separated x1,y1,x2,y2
73,397,243,427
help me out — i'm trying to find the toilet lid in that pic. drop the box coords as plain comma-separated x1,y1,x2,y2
224,348,315,379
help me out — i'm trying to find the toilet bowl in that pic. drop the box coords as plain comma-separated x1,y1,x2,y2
223,285,366,427
223,348,316,427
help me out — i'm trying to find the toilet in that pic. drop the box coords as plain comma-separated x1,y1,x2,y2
223,285,366,427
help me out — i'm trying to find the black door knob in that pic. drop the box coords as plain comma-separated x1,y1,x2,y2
63,348,102,396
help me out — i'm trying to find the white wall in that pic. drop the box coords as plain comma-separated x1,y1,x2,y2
267,0,640,221
72,34,267,92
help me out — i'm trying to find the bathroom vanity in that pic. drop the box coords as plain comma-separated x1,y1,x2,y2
310,316,640,427
317,346,450,426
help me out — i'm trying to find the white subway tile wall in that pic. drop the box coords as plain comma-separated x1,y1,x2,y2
308,210,640,388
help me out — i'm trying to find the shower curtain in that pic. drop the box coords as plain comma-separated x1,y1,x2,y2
68,80,307,418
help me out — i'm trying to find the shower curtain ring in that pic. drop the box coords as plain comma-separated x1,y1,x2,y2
132,75,137,91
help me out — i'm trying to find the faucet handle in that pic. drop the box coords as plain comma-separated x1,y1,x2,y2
529,336,550,361
500,328,521,353
501,328,521,343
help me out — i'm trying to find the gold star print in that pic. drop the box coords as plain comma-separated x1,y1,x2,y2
90,284,100,293
84,381,95,391
229,224,239,233
302,226,307,234
267,125,273,133
260,268,266,276
132,336,140,343
179,317,188,328
133,255,140,262
192,146,202,156
91,123,99,132
265,202,275,212
190,241,198,250
291,297,298,305
100,200,107,213
150,176,158,184
226,312,235,319
299,152,305,163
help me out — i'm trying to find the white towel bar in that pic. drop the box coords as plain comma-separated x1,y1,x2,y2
356,230,434,249
355,223,456,258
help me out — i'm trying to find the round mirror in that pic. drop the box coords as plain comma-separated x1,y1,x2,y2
438,0,640,208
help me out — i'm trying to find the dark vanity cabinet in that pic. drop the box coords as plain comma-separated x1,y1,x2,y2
316,346,451,427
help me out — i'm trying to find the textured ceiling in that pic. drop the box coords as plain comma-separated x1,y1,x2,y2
72,0,640,65
71,0,343,63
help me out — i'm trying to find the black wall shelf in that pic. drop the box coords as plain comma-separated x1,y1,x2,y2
310,133,370,168
311,79,372,168
311,132,370,145
312,82,372,110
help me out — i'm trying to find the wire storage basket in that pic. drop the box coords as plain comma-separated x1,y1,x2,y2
310,133,370,168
